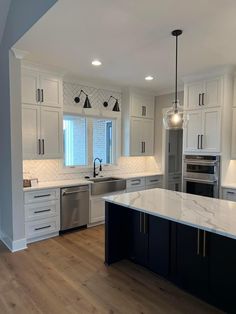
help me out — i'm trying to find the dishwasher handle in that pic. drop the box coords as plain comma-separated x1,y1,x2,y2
62,190,88,196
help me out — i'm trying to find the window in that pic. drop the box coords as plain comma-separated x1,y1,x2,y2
63,115,115,169
93,119,113,164
63,115,87,166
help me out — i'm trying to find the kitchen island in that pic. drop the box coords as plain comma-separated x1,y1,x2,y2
104,188,236,313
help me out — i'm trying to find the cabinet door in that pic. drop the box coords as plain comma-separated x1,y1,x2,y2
141,119,154,156
202,108,221,153
130,118,142,156
22,105,40,159
21,68,39,105
208,233,236,313
131,93,154,119
40,73,62,108
184,81,204,109
90,197,105,224
204,77,222,108
231,108,236,159
148,216,170,277
40,107,62,158
176,224,209,300
183,110,202,153
128,210,148,266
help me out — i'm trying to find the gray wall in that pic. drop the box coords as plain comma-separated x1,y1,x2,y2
154,91,184,171
0,0,57,245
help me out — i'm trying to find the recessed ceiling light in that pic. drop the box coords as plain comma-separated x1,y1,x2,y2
92,60,102,66
145,76,154,81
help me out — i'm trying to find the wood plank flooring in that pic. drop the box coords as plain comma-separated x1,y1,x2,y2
0,226,222,314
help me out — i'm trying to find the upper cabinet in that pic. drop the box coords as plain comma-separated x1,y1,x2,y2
122,90,155,156
21,66,63,160
184,77,223,110
21,68,62,108
130,93,155,119
183,72,233,155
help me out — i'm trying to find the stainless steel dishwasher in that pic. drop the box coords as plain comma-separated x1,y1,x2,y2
61,185,89,231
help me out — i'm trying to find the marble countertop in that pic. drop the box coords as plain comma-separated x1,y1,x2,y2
23,171,163,192
104,188,236,240
221,183,236,189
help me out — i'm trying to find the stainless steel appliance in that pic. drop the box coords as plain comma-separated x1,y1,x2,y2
61,185,89,231
183,155,220,198
88,177,126,196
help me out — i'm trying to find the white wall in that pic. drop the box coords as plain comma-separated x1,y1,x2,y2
154,91,184,171
0,0,57,251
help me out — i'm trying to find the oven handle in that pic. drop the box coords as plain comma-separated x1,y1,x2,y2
184,160,218,166
183,177,218,184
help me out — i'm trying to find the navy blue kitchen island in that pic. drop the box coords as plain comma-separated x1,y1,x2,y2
104,188,236,313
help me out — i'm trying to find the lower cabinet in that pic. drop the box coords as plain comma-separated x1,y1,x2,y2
176,224,209,300
208,233,236,313
106,202,236,313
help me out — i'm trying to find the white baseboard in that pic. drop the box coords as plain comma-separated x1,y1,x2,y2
0,230,27,252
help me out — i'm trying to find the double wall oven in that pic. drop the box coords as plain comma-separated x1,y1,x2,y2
183,155,220,198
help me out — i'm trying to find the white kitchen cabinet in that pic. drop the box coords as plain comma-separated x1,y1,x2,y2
22,67,62,108
24,188,60,243
22,105,40,159
183,108,221,154
21,68,39,105
231,108,236,159
122,89,155,156
90,196,105,224
222,188,236,202
183,110,202,152
130,93,154,119
184,77,222,110
22,105,62,159
40,107,63,158
130,118,154,156
22,66,63,160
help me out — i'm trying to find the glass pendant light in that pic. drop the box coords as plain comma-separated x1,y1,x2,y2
163,29,188,130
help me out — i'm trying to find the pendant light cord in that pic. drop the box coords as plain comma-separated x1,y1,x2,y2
175,34,178,108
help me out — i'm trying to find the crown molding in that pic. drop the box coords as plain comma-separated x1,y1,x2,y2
11,48,29,59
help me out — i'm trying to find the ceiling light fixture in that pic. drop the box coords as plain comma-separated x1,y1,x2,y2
92,59,102,66
145,76,154,81
74,90,92,108
103,96,120,112
163,29,189,130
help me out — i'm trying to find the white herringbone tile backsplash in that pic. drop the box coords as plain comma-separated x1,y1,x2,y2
23,157,160,182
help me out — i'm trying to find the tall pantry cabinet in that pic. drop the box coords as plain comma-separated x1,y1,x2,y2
21,66,63,159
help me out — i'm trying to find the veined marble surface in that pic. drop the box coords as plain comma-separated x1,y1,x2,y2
104,188,236,240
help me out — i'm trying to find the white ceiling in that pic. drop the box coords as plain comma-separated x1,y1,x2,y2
14,0,236,94
0,0,11,44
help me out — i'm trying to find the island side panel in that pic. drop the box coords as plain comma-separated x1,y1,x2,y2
105,202,129,265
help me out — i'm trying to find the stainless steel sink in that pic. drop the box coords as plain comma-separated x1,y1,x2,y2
88,177,126,195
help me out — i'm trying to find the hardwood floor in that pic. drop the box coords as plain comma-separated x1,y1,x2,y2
0,226,222,314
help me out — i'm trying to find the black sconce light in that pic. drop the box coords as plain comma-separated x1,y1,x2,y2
103,96,120,112
74,89,92,108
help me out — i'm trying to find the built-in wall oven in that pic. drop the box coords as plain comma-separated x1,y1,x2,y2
183,155,220,198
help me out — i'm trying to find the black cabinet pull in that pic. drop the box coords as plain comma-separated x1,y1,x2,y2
38,139,41,155
42,139,45,155
37,89,41,102
202,93,205,106
199,93,202,106
201,135,203,149
227,191,235,195
35,225,51,231
197,135,200,149
41,89,44,102
142,106,146,116
34,209,51,214
34,194,51,199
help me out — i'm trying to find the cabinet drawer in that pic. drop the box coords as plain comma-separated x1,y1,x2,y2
25,200,59,221
24,188,59,204
26,217,59,239
222,188,236,202
168,173,182,182
146,175,163,186
126,177,145,189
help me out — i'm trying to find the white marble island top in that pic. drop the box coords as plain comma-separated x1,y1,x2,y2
104,188,236,240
